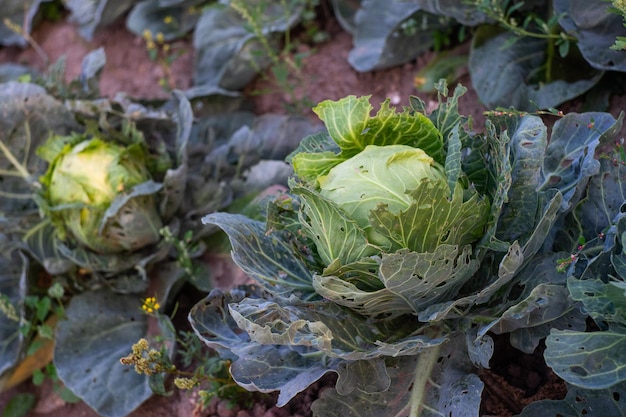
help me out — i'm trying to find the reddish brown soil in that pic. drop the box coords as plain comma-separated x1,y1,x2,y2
1,8,621,417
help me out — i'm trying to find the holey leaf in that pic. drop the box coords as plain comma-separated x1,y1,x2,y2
379,245,480,316
292,186,378,267
494,115,547,243
201,212,315,299
545,327,626,389
369,179,490,253
311,332,483,417
517,381,626,416
540,112,623,207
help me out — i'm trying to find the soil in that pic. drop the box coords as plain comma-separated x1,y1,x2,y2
0,6,621,417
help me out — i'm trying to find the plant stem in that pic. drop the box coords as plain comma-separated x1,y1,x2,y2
409,342,443,417
0,139,34,184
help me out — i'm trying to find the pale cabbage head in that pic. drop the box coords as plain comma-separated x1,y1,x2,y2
318,144,485,250
44,137,162,254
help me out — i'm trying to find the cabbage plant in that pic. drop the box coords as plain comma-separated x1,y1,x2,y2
0,52,321,416
190,82,625,416
38,135,162,254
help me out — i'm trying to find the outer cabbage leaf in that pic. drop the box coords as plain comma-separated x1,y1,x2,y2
201,212,316,299
312,333,483,417
189,288,442,407
546,326,626,390
516,382,626,416
291,96,443,183
544,276,626,389
0,249,27,385
494,115,547,243
555,0,626,72
65,0,139,40
126,0,205,41
540,112,623,207
469,26,603,111
55,289,174,417
0,82,78,218
193,1,302,91
579,157,626,241
421,192,563,322
347,0,485,72
0,0,49,46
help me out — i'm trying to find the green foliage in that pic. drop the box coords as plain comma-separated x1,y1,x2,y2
191,84,623,416
544,140,626,391
0,48,321,417
1,393,35,417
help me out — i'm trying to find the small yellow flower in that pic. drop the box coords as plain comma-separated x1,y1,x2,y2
142,29,152,41
174,377,199,390
162,44,171,53
146,40,156,51
141,297,160,314
163,15,173,24
156,32,165,44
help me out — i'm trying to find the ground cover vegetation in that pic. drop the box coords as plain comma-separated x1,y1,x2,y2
1,1,626,417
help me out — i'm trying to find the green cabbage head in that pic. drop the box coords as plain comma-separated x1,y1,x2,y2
39,135,163,254
318,144,450,248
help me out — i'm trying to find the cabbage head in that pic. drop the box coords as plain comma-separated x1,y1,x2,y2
318,144,488,251
39,134,163,254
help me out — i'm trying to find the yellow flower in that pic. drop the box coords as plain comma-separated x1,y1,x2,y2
163,15,173,24
156,32,165,44
142,29,152,41
141,297,160,313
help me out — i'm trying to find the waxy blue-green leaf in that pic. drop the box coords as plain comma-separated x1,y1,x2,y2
495,115,547,242
444,123,462,196
0,83,78,217
312,274,418,318
568,278,626,323
126,0,205,42
346,0,485,73
470,26,603,111
193,1,302,91
189,288,339,406
481,284,580,354
229,295,442,360
55,289,173,417
540,112,622,207
202,212,315,298
555,0,626,72
516,382,626,416
65,0,137,41
312,333,483,417
546,327,626,389
292,186,377,267
0,250,26,385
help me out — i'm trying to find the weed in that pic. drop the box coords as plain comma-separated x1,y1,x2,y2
608,0,626,50
467,0,576,82
120,299,256,411
229,0,327,113
141,27,187,92
0,282,77,404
